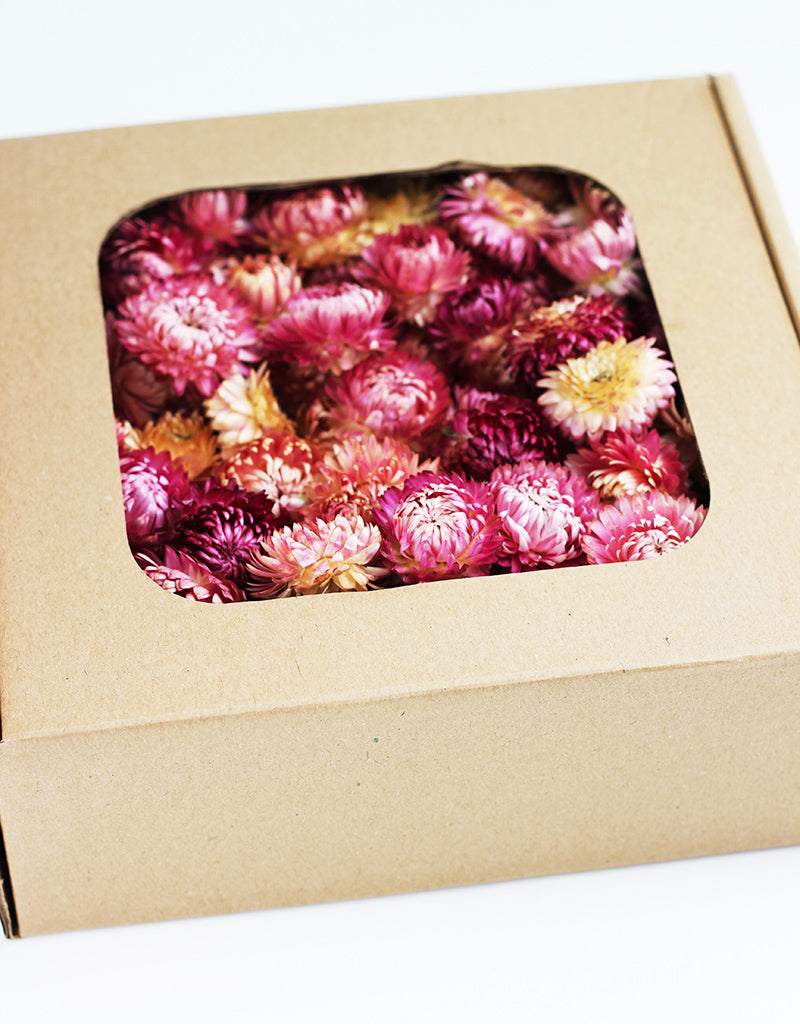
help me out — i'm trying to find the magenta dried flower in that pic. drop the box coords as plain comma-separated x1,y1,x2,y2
308,348,451,449
374,471,500,582
114,274,261,396
354,224,471,325
490,459,601,570
174,504,272,585
440,172,557,272
450,387,561,478
506,294,629,381
582,492,706,563
264,282,397,375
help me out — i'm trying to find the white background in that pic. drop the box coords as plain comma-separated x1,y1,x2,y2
2,2,800,1020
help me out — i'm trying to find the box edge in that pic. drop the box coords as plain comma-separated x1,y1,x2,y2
711,74,800,339
0,813,19,938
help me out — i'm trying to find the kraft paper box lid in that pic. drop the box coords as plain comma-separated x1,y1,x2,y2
1,75,800,939
1,76,800,743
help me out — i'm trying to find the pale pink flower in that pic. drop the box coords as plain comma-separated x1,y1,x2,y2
137,547,243,602
246,515,386,597
205,365,293,455
582,492,706,563
537,336,676,442
264,283,397,374
440,172,557,272
120,447,192,546
566,429,687,501
251,184,370,267
114,274,261,396
177,189,248,243
506,294,628,381
490,459,600,570
374,471,500,582
223,253,302,320
308,348,451,449
306,434,435,519
218,429,314,516
354,224,471,325
545,182,642,297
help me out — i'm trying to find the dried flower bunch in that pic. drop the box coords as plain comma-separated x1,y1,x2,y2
101,166,708,602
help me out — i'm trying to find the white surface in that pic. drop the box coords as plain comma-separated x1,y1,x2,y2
2,2,799,1020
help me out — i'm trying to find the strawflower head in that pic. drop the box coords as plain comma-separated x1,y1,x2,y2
173,503,272,586
205,365,294,455
120,447,193,546
354,224,471,325
135,411,218,480
537,336,676,442
582,492,706,563
428,277,536,386
566,428,687,501
451,387,561,479
440,172,557,272
177,189,249,244
246,514,387,597
107,313,174,427
251,184,370,267
218,428,314,516
264,282,396,374
137,547,243,603
490,459,600,570
224,253,302,320
374,471,500,582
114,274,261,396
506,294,629,382
309,348,451,449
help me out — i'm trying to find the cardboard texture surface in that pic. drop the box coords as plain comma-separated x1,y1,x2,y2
1,76,799,936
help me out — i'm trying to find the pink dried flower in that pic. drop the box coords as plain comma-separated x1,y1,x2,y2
107,313,174,428
138,547,243,602
264,283,397,374
223,253,302,320
537,336,676,442
307,434,435,516
246,515,387,597
251,184,370,267
428,277,536,386
506,294,628,381
440,172,557,272
566,428,687,501
490,459,601,570
120,447,192,546
354,224,471,325
374,471,500,582
177,189,248,243
582,492,706,563
309,348,451,449
219,429,314,516
100,216,215,303
545,196,642,297
114,274,261,396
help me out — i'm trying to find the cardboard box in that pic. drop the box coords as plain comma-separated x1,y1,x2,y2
1,75,799,938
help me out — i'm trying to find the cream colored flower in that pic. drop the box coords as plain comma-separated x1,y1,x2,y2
205,365,293,454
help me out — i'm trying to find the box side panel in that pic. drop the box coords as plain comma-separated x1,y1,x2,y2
712,76,800,338
2,653,799,936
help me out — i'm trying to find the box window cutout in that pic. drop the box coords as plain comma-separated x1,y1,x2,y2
100,165,709,602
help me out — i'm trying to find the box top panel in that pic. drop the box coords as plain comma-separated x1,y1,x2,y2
2,77,800,740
